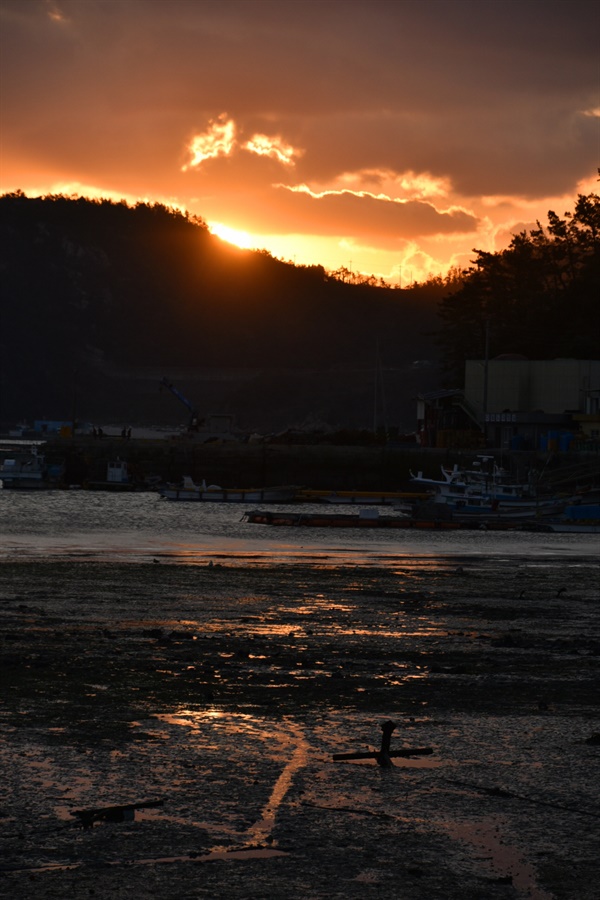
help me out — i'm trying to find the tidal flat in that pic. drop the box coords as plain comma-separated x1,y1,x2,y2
1,557,599,899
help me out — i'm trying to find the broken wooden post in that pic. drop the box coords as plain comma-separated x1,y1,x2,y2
377,719,396,767
332,720,434,764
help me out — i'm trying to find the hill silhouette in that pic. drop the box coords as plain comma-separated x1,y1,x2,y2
0,193,441,433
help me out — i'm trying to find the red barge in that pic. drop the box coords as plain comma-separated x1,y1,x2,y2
244,509,463,529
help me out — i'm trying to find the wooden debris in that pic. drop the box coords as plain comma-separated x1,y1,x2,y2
70,799,164,830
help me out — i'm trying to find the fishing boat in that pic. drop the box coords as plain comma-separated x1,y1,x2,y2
0,443,63,489
408,457,565,516
159,475,298,503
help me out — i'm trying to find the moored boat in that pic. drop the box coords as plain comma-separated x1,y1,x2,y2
409,457,569,516
0,443,64,489
297,488,428,506
159,475,298,503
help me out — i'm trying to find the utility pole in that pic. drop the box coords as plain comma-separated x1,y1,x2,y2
71,366,78,439
482,319,490,434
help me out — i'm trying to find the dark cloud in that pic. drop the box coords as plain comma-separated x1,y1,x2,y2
185,157,479,242
0,0,597,273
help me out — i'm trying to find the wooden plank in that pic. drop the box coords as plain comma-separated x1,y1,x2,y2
333,747,433,762
71,799,164,829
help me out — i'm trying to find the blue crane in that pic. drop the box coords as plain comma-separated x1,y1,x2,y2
159,377,202,430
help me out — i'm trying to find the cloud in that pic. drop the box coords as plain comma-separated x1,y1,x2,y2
183,114,304,170
0,0,597,280
275,184,477,240
182,116,237,170
243,133,302,166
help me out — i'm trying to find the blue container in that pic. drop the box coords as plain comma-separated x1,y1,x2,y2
565,504,600,520
559,432,573,451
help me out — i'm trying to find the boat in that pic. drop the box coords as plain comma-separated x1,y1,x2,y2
159,476,298,503
0,443,64,489
244,508,462,529
297,489,427,506
408,457,566,516
86,460,136,492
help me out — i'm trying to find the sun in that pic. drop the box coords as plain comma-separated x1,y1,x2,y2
209,222,257,250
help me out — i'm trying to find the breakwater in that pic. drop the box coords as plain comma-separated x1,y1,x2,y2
45,437,599,492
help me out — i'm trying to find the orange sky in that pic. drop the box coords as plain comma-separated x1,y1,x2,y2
0,0,598,284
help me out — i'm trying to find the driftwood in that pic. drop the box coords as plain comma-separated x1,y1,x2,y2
333,720,434,766
70,799,164,830
332,747,434,762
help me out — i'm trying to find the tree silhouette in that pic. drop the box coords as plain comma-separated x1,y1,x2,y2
436,192,600,380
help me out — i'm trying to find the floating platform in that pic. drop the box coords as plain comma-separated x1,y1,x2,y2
297,489,431,505
244,509,462,529
243,508,548,531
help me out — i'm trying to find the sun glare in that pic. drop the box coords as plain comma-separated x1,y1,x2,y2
209,222,256,250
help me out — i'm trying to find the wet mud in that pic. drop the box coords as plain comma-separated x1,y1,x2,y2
1,557,599,898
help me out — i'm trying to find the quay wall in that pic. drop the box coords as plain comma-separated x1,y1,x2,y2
45,438,599,491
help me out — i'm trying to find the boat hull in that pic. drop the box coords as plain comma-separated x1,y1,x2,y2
244,510,462,529
160,486,298,503
540,523,600,534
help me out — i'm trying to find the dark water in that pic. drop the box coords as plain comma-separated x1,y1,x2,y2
1,490,597,567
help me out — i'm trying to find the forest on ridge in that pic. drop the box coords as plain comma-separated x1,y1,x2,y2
437,190,600,380
0,190,597,432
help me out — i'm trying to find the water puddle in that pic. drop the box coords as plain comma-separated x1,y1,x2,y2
155,710,309,846
442,817,553,900
128,847,290,865
247,720,308,844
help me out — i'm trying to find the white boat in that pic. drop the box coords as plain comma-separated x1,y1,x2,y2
86,460,136,492
159,476,298,503
409,458,567,518
298,489,418,507
0,444,60,489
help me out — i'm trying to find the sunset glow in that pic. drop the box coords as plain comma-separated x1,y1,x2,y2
209,222,256,250
0,0,596,284
182,116,236,170
244,134,302,166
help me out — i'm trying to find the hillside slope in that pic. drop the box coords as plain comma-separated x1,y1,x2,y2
0,194,441,432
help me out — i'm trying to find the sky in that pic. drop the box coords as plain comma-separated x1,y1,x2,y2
0,0,598,284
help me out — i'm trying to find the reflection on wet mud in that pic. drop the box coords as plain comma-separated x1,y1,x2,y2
443,817,554,900
1,540,598,896
155,710,308,848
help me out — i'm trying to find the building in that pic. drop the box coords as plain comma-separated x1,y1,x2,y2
417,359,600,450
415,388,483,448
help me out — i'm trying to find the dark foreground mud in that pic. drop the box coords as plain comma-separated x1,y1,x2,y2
1,557,599,899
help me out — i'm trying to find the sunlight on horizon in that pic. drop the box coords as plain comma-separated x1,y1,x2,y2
207,223,445,284
4,178,593,288
209,222,256,250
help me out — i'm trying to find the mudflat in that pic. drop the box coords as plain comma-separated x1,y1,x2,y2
1,557,599,899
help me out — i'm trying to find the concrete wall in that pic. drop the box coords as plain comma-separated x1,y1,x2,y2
464,359,600,415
